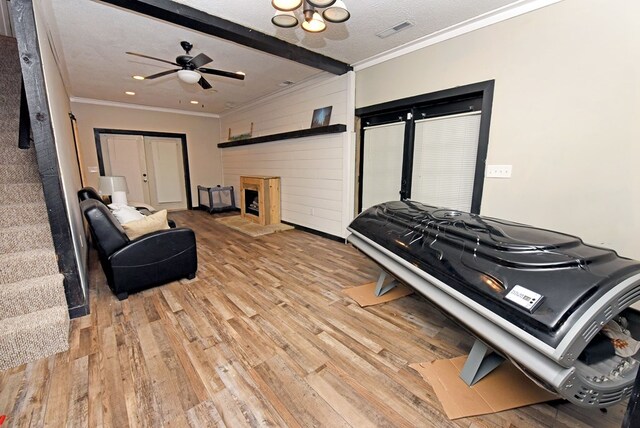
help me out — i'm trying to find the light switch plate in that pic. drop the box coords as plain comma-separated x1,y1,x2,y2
486,164,512,178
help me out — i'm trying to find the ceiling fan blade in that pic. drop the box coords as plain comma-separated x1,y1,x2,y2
188,53,213,69
198,76,212,90
126,52,179,66
198,67,246,81
144,69,179,79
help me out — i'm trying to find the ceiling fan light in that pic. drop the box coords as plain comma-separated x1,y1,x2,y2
178,69,201,84
322,0,350,23
271,0,302,12
301,11,326,32
272,11,299,28
307,0,336,7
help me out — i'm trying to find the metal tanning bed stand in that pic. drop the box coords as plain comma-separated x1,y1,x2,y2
375,270,504,386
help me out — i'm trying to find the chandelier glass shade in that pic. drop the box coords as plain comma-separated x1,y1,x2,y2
271,0,349,32
271,0,302,11
301,11,325,33
322,0,350,23
271,10,299,28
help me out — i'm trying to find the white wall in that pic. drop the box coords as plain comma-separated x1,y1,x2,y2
33,2,88,306
0,0,12,37
70,102,222,208
220,73,356,238
356,0,640,259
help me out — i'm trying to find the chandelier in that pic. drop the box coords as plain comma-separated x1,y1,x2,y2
271,0,350,33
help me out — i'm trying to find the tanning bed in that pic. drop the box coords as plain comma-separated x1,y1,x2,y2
347,200,640,408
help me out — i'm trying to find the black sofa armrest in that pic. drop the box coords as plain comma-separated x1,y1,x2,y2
109,228,196,267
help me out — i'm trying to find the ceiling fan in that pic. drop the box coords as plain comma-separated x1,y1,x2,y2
126,41,245,90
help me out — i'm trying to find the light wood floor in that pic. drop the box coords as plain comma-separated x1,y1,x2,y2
0,210,628,427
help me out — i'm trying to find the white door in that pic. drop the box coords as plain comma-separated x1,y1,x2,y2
144,136,187,211
101,134,149,203
101,134,187,211
360,122,406,212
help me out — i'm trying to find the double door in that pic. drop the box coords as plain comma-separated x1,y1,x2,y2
99,134,188,211
360,97,486,214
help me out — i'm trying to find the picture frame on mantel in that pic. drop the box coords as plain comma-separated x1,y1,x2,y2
310,106,332,128
228,122,254,141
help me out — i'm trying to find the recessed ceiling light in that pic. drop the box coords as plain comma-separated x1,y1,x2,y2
132,75,145,80
190,100,199,104
125,91,135,95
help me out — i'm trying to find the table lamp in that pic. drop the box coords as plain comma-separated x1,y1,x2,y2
99,176,129,205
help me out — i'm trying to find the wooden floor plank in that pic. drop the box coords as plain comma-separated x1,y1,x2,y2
0,210,628,427
253,354,350,427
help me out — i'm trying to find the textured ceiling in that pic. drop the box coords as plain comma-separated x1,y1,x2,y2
174,0,522,64
45,0,526,114
45,0,322,114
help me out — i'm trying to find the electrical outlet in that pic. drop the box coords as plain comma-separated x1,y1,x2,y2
486,164,512,178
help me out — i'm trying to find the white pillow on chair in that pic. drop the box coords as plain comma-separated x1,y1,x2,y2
110,204,145,224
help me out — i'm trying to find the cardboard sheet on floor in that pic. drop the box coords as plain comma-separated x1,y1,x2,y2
343,281,413,307
410,355,556,420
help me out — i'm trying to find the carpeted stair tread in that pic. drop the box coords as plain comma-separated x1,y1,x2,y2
0,274,66,320
0,306,70,371
0,223,54,254
0,249,59,284
0,202,49,227
0,146,37,165
0,163,40,184
0,182,45,205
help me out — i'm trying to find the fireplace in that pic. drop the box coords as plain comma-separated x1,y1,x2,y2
244,189,259,216
240,176,281,225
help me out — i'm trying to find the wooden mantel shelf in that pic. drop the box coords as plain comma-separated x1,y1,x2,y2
218,124,347,148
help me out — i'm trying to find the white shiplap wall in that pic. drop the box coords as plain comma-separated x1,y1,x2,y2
220,73,356,238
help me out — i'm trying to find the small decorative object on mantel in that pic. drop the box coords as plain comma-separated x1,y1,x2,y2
311,106,332,128
228,122,254,141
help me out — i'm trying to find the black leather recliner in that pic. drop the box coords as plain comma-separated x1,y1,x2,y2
80,199,197,300
78,186,176,228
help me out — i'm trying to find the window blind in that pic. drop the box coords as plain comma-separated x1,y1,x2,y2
410,111,481,212
361,122,405,211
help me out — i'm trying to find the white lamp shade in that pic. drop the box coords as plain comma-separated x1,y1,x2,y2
301,11,326,32
99,176,128,194
111,191,128,206
322,0,350,23
307,0,336,7
272,11,299,28
178,69,201,84
272,0,302,11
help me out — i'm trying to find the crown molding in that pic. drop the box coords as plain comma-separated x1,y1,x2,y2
353,0,564,71
69,97,220,118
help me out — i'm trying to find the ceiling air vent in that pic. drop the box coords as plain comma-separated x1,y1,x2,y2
376,20,414,39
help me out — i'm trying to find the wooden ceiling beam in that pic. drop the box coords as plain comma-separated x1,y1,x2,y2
99,0,352,75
